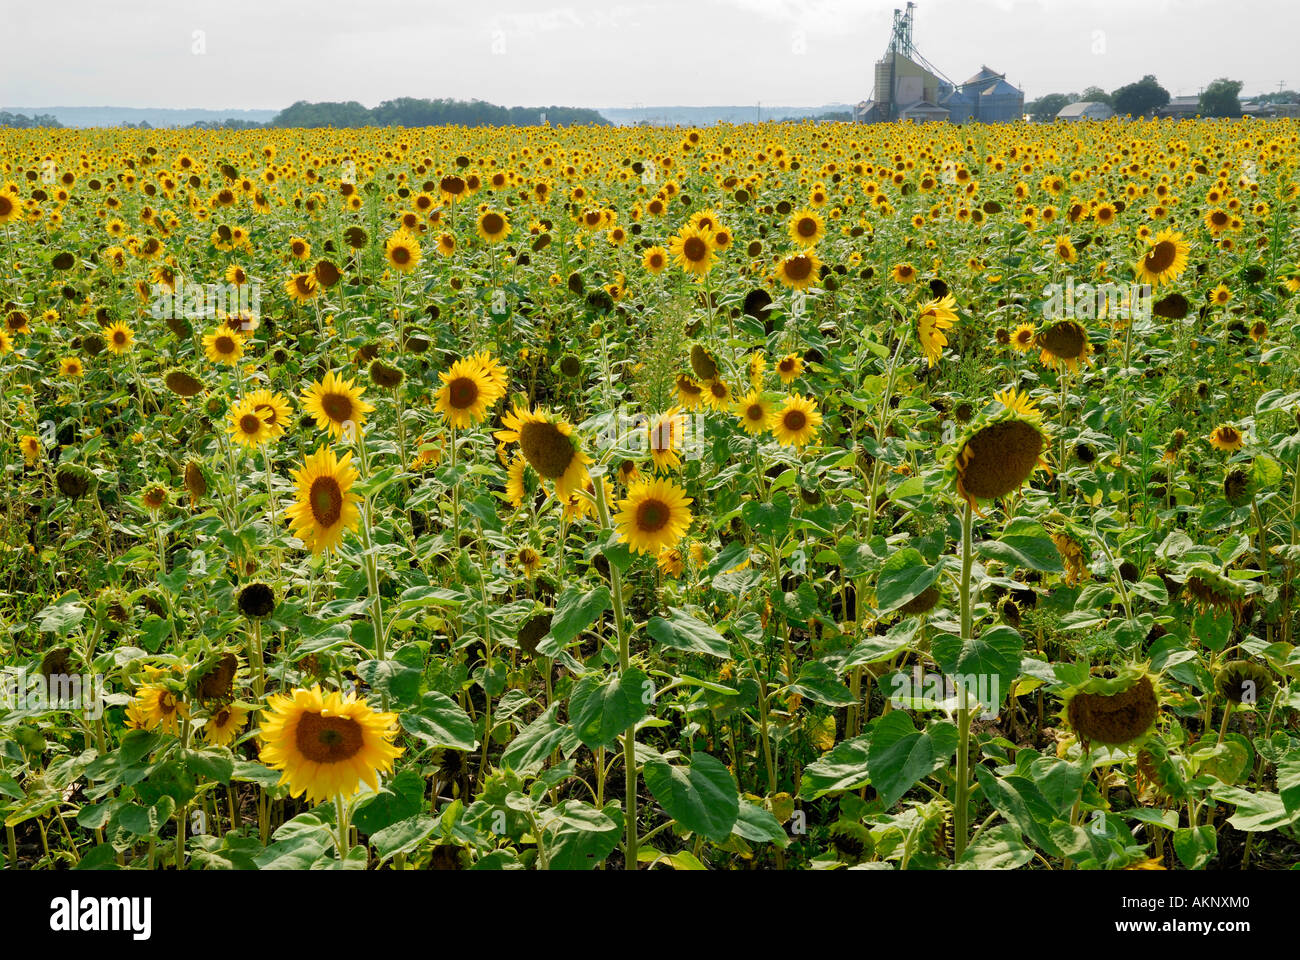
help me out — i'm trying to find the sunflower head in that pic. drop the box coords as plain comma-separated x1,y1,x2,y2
1062,665,1162,749
950,388,1048,507
1214,661,1273,706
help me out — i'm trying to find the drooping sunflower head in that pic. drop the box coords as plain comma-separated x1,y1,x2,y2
1179,562,1248,614
1035,319,1092,373
916,294,958,367
1207,423,1244,453
689,343,718,381
951,388,1049,507
237,581,276,620
1214,660,1273,706
1062,664,1162,749
163,367,205,397
495,405,591,499
56,462,95,500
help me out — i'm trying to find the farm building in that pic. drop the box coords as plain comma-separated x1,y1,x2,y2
855,4,1023,124
1056,101,1116,122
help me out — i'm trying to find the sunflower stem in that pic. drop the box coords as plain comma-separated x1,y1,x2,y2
592,476,637,868
953,498,975,862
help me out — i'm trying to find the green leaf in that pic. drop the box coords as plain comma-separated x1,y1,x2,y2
973,767,1061,857
545,586,611,648
931,625,1023,712
741,493,792,538
956,824,1033,869
785,661,855,706
501,703,569,775
1215,786,1300,832
867,711,939,808
977,518,1064,574
371,814,439,862
541,801,622,869
732,801,789,848
643,753,739,841
568,667,650,748
400,692,477,751
875,548,945,613
353,769,426,835
799,733,872,799
647,608,730,659
1173,825,1217,869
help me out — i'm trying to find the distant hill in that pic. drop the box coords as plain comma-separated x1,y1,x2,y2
2,106,277,128
268,98,609,128
597,104,854,126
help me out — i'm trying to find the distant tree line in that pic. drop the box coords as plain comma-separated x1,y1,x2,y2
268,98,609,128
0,111,63,128
1027,75,1292,122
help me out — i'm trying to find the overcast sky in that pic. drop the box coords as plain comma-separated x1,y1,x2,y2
5,0,1296,110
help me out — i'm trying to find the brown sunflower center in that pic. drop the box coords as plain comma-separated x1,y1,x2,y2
482,213,504,235
295,711,364,763
240,413,263,435
635,498,670,533
797,217,817,237
518,419,575,479
957,419,1044,500
255,403,278,427
309,476,344,527
1067,676,1158,747
683,236,708,262
1144,240,1177,273
113,330,127,345
1210,210,1228,226
786,255,813,281
391,245,411,264
783,410,808,432
447,376,479,409
1039,321,1086,359
320,391,354,424
746,404,764,422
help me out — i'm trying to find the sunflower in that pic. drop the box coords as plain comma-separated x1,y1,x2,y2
1134,229,1190,287
1010,323,1036,352
495,405,591,499
646,408,685,472
59,356,85,378
917,294,958,367
436,233,456,257
288,236,311,261
505,454,530,507
0,330,11,355
205,704,248,746
285,446,362,553
776,352,803,384
476,210,511,244
285,272,318,302
669,224,715,277
245,389,292,439
302,370,375,440
656,547,686,578
435,356,504,429
1208,283,1231,306
103,321,135,355
891,263,917,284
953,388,1048,508
19,434,41,464
134,684,189,735
258,685,402,804
642,245,669,274
1062,665,1161,749
735,391,771,436
675,374,705,410
384,229,422,272
776,250,820,290
788,208,825,247
203,328,246,365
1036,319,1093,373
227,397,274,448
702,377,732,411
770,394,822,448
1053,234,1077,263
224,263,249,286
615,478,694,555
1208,423,1244,452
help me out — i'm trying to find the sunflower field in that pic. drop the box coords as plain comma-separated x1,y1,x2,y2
2,118,1300,872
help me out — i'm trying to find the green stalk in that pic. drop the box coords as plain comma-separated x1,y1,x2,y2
953,498,975,861
592,477,637,868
